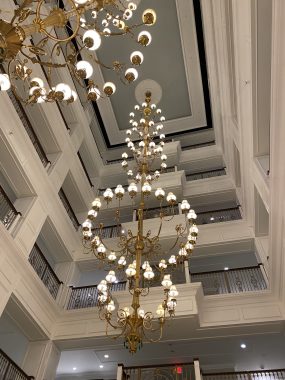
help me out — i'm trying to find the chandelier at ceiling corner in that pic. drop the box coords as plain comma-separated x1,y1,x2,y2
82,91,199,354
0,0,156,104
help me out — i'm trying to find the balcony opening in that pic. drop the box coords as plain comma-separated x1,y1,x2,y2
254,187,269,237
78,142,95,188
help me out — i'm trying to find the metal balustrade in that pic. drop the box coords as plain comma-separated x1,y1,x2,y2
28,244,62,299
0,349,34,380
77,152,93,187
191,265,267,295
203,369,285,380
0,185,21,230
67,282,127,310
123,362,195,380
7,90,50,168
58,189,80,230
186,168,226,181
94,224,123,239
196,207,241,225
137,204,180,220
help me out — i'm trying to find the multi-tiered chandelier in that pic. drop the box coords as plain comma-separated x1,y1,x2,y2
82,91,199,354
0,0,156,104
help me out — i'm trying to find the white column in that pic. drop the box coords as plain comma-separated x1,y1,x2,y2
22,341,60,380
184,261,191,283
117,364,124,380
194,359,202,380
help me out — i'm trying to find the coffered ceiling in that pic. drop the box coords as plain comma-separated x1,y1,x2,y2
89,0,212,156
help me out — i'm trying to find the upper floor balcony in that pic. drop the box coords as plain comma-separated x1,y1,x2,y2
0,348,34,380
0,185,21,231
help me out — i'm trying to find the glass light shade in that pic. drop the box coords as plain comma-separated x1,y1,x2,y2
106,300,116,312
108,251,116,262
185,242,194,253
71,90,78,102
151,103,156,109
97,243,106,254
132,121,138,127
103,82,116,96
138,309,145,318
0,74,11,91
156,304,164,317
125,137,131,143
122,152,128,159
149,141,155,149
103,28,111,36
129,112,135,117
121,160,128,168
83,29,101,50
115,184,125,198
97,280,107,292
135,173,142,181
123,9,133,20
128,2,137,10
130,51,144,65
166,192,177,204
103,188,114,201
123,307,130,317
98,293,108,303
189,225,199,236
142,261,149,270
118,256,126,266
162,274,172,288
106,270,116,283
187,209,197,220
88,86,100,100
128,182,138,197
82,220,92,231
125,68,138,82
127,170,133,177
144,266,154,280
160,134,165,140
167,298,177,310
76,61,93,79
168,255,177,265
138,31,152,46
91,236,100,247
142,102,147,107
155,188,165,200
157,108,162,114
181,200,190,213
142,182,151,195
31,77,44,87
142,9,157,25
92,198,101,211
188,235,197,245
160,116,166,122
156,123,163,131
126,264,136,277
154,170,160,179
161,154,167,161
139,141,145,148
159,259,167,270
87,209,97,220
83,230,92,239
156,146,163,153
178,247,187,257
134,104,140,110
127,141,134,148
169,285,179,298
74,0,88,4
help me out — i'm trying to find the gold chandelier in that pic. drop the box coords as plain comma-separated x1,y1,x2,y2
82,91,199,354
0,0,156,104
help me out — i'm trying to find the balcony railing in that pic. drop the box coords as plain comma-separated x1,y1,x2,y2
0,349,34,380
181,140,215,150
106,157,134,165
196,207,241,225
67,281,127,310
28,244,62,299
122,362,195,380
186,168,226,181
191,265,267,295
77,152,93,187
137,204,180,220
58,189,80,230
8,90,50,168
203,369,285,380
94,224,123,238
0,185,21,230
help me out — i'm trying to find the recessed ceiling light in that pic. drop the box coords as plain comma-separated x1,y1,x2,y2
99,365,104,368
73,367,77,371
104,354,109,358
224,267,229,271
240,343,247,349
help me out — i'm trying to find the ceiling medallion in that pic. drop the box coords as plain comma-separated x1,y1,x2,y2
0,1,156,105
82,91,199,354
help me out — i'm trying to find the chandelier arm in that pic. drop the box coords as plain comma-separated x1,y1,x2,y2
142,320,165,343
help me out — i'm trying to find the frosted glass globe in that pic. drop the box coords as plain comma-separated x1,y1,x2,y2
0,74,11,91
83,30,101,51
76,60,93,79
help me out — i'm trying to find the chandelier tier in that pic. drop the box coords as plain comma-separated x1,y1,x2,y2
82,91,199,354
0,0,156,104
